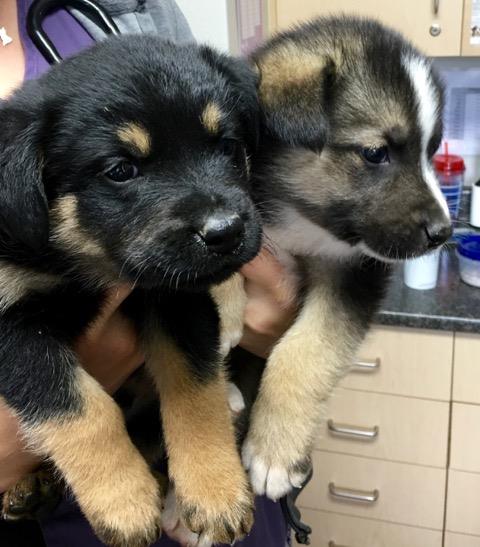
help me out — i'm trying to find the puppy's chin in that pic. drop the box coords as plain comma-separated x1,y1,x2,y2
123,263,237,291
359,241,443,263
120,241,261,291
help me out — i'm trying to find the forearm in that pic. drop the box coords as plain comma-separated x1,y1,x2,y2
0,402,39,492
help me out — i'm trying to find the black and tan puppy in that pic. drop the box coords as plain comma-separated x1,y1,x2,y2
237,17,453,498
0,36,262,546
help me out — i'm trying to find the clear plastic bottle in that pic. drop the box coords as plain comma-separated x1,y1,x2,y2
433,144,465,220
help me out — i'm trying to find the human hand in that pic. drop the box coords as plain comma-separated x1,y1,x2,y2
0,402,40,493
240,248,299,358
76,284,145,394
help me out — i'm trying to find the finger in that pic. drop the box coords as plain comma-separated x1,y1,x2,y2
242,253,298,310
86,284,133,335
240,247,284,286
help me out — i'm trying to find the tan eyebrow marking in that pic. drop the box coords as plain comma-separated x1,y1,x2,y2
201,102,223,135
117,122,151,156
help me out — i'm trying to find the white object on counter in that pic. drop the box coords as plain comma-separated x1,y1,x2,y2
470,181,480,228
457,252,480,287
457,235,480,288
403,251,441,290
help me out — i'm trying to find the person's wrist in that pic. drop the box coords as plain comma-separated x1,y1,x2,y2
0,405,40,492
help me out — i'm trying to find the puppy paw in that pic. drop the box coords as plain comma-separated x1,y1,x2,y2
162,486,211,547
179,493,253,545
219,328,244,357
84,465,162,547
242,436,311,501
2,474,39,521
176,476,254,545
211,273,247,357
227,381,245,416
2,468,62,521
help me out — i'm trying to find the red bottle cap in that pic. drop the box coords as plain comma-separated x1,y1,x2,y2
434,154,465,174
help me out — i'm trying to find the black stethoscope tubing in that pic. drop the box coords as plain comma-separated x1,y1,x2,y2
27,0,120,65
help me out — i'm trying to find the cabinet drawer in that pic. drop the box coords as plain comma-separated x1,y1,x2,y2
447,470,480,535
462,0,480,56
272,0,463,56
295,509,442,547
450,403,480,472
340,327,453,401
299,452,446,530
445,532,480,547
316,389,449,467
452,333,480,404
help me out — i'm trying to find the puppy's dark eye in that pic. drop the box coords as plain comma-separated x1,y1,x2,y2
105,161,139,182
361,146,390,164
219,138,237,156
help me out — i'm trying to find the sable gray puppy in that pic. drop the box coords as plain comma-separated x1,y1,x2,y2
234,16,452,499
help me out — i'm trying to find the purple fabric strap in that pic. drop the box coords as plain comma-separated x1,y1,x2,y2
18,0,94,79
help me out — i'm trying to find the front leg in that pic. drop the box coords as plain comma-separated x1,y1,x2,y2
143,291,253,545
243,260,389,499
0,295,161,547
210,272,247,357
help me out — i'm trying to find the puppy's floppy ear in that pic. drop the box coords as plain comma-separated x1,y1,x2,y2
251,42,336,150
0,101,49,251
199,46,260,153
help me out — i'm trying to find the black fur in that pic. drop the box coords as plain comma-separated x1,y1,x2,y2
252,16,450,261
0,35,262,541
0,34,262,418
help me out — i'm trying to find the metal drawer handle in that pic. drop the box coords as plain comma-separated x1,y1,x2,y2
351,358,380,372
328,482,379,504
329,543,350,547
327,420,379,440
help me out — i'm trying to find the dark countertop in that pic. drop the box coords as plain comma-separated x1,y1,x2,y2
376,248,480,333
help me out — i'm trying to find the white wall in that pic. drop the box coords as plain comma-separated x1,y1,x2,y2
175,0,231,52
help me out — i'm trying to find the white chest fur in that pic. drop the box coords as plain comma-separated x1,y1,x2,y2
264,206,360,264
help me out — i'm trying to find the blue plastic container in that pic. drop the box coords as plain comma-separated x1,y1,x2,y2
457,234,480,287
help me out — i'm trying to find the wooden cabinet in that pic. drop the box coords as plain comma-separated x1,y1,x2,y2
316,388,449,467
461,0,480,56
446,470,480,536
452,333,480,404
299,509,443,547
450,403,480,472
301,452,446,529
341,326,453,400
268,0,471,57
296,328,480,547
445,532,480,547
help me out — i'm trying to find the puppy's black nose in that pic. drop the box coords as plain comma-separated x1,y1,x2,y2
425,221,452,248
199,213,244,254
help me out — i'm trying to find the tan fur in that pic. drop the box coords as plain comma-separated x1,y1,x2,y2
200,102,222,135
25,369,161,547
117,122,151,156
146,334,253,543
0,262,59,311
245,267,363,473
257,45,328,106
50,195,105,258
210,273,247,356
49,195,118,284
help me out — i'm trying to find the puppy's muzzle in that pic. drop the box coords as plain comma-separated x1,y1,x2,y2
424,219,452,249
198,212,244,254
